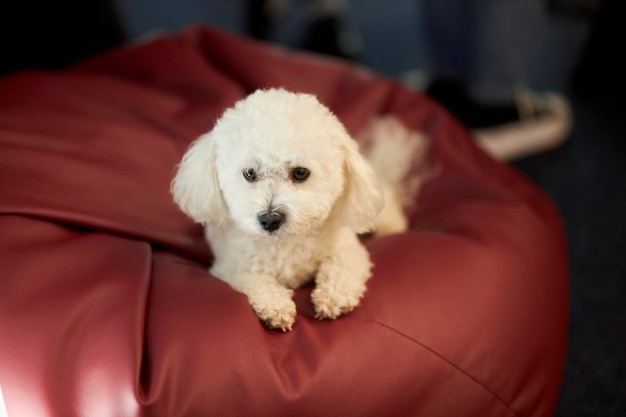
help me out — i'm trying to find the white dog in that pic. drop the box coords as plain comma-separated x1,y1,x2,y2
172,88,424,331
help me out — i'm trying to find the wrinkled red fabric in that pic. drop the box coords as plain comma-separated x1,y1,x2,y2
0,25,568,417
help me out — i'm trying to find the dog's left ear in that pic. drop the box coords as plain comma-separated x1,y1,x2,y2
336,136,385,234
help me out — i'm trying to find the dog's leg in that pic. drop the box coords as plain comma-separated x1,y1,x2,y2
312,230,372,320
231,273,297,331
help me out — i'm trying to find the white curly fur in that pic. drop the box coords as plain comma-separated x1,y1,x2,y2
172,88,423,331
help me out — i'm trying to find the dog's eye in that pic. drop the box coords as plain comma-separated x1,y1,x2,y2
243,168,257,182
291,167,310,182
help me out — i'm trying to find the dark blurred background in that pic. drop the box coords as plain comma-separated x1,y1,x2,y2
1,1,624,416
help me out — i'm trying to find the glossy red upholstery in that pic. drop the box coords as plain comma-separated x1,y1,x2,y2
0,26,568,417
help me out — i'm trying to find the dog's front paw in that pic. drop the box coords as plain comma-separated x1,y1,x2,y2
249,294,297,332
311,287,363,320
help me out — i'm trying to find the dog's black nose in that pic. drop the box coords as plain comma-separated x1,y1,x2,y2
258,210,285,232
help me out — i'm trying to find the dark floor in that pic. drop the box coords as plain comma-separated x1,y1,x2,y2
114,1,626,416
3,0,624,415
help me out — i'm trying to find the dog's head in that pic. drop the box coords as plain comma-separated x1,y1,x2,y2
172,88,383,238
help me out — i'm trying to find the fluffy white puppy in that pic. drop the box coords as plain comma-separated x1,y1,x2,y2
172,88,414,331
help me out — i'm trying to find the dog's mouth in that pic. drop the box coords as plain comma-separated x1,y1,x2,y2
245,204,327,239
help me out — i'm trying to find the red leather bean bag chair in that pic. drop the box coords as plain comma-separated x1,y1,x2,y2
0,26,569,417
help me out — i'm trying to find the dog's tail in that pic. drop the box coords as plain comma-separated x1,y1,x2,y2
359,117,430,236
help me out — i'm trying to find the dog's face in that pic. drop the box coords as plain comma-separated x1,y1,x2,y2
172,89,383,238
215,118,346,237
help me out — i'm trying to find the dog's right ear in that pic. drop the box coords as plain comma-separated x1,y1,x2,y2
171,133,229,226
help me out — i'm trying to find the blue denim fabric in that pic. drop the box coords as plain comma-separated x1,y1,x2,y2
422,0,545,103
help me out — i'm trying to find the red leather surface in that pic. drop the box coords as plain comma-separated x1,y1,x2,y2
0,26,569,417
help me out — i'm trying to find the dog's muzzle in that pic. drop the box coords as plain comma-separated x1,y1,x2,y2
257,209,286,233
